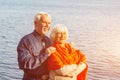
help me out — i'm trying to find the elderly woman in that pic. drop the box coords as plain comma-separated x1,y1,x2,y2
47,24,88,80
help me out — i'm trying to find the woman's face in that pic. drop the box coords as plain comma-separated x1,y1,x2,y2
54,32,67,44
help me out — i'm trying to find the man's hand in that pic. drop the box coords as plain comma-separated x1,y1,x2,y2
45,47,56,56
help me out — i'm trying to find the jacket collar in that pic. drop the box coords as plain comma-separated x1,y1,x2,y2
32,30,47,40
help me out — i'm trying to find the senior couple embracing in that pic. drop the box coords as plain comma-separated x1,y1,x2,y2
17,12,88,80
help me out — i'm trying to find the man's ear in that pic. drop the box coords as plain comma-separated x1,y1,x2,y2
34,21,37,26
34,21,36,25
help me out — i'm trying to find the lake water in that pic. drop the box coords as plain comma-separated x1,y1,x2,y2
0,0,120,80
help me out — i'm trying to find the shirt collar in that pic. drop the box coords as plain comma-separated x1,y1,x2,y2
32,30,41,36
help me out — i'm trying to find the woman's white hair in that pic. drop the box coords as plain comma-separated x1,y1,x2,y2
50,24,68,41
34,12,51,22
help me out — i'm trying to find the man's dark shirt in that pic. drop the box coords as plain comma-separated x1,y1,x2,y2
17,30,52,79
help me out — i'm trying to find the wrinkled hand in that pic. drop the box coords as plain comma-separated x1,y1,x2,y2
45,47,56,56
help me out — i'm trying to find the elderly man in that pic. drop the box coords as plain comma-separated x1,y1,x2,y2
17,12,55,80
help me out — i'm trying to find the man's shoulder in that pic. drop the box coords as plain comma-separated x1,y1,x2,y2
19,32,33,43
22,33,32,39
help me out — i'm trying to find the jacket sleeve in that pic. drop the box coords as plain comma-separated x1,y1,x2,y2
76,50,86,63
17,38,49,70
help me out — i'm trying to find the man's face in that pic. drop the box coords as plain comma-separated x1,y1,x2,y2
35,15,51,36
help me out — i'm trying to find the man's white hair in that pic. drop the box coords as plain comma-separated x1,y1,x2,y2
34,12,51,22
